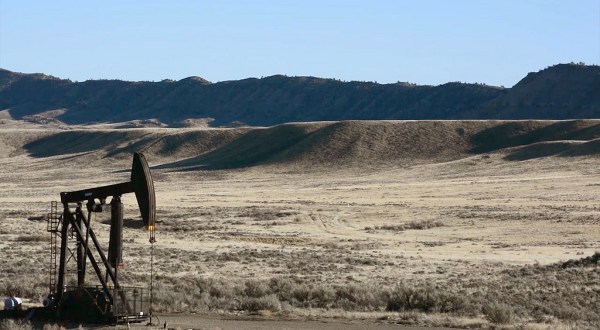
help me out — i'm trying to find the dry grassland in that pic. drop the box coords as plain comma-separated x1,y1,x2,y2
0,119,599,329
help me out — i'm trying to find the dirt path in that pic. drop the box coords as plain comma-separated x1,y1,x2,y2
141,314,454,330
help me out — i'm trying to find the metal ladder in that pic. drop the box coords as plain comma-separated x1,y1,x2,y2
47,201,61,294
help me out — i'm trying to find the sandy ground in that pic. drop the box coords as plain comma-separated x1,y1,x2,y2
3,151,598,282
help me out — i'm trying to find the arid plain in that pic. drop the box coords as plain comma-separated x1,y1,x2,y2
1,118,599,329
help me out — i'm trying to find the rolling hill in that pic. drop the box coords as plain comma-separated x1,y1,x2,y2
1,120,598,170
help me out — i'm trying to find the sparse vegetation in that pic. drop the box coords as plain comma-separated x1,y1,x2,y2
0,319,32,330
140,259,600,326
1,120,600,329
483,303,515,324
365,220,444,231
14,234,50,242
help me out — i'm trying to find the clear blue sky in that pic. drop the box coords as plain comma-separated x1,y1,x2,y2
0,0,598,87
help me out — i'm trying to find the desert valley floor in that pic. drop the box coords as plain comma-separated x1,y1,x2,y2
0,119,599,329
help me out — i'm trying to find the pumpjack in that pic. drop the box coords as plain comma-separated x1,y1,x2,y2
1,153,156,324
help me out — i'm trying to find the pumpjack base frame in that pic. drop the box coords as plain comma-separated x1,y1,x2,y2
0,285,149,325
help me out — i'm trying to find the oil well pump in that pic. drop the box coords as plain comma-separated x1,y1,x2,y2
3,153,157,324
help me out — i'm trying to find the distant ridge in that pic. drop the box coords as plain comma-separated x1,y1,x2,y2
0,63,598,127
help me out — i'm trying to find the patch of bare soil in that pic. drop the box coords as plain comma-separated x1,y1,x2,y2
142,313,456,330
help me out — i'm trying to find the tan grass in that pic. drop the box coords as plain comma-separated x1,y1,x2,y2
1,120,600,328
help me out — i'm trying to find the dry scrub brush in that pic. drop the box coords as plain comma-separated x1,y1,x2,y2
365,219,444,231
147,253,600,327
0,320,32,330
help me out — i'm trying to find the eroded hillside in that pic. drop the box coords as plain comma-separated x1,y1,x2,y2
0,120,598,170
